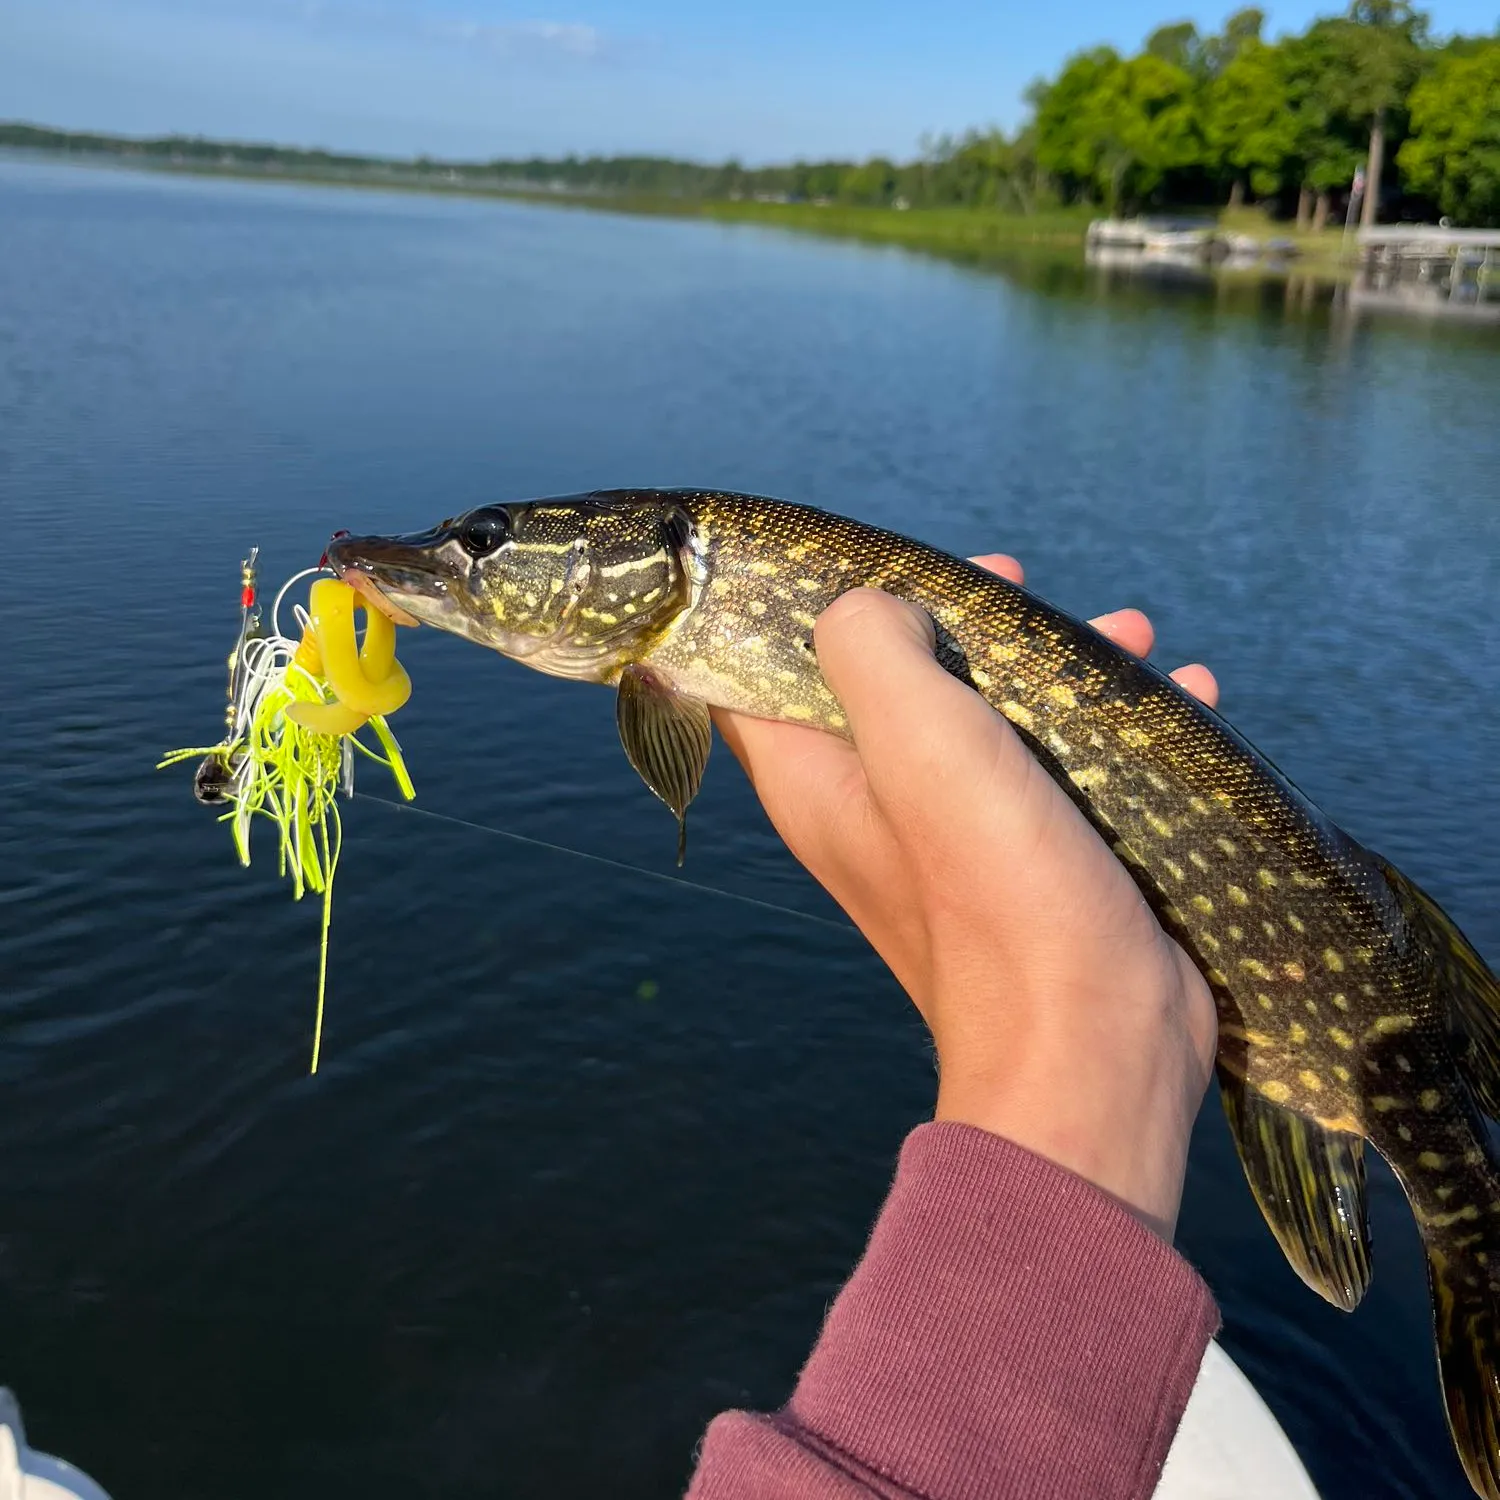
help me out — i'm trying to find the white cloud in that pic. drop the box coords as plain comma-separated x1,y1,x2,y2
431,17,605,60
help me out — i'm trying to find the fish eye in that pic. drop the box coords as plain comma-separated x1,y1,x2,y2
457,510,510,558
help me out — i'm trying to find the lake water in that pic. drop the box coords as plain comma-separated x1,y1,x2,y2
1,157,1497,1500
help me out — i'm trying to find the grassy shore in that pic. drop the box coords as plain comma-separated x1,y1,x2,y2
12,147,1351,275
452,186,1352,275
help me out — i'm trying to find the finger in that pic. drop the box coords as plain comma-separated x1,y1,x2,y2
813,589,1018,796
1088,607,1154,659
1170,663,1219,708
711,705,862,818
967,553,1025,585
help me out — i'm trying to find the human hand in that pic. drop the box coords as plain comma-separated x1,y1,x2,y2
712,555,1219,1241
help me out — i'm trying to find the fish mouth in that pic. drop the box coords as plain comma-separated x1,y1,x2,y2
325,530,450,629
337,566,422,627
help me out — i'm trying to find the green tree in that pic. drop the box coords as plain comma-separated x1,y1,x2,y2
1034,47,1201,210
1398,41,1500,224
1311,1,1429,224
1145,21,1205,75
1201,7,1266,75
1203,39,1298,203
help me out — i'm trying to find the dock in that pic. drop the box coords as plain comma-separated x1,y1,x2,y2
1351,225,1500,318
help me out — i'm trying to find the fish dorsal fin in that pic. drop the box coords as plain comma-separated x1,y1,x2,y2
616,664,712,867
1375,853,1500,1119
1219,1069,1372,1312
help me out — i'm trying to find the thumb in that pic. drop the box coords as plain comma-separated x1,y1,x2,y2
814,588,1022,797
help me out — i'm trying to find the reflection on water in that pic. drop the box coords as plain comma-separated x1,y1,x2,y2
1083,241,1500,326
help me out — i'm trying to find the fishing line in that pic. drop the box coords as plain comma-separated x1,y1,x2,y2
0,777,857,935
349,790,858,934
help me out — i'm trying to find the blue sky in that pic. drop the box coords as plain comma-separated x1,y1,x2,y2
4,0,1496,163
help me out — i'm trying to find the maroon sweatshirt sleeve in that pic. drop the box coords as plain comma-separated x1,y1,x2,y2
686,1121,1220,1500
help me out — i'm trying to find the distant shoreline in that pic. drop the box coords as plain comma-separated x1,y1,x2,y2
1,142,1347,278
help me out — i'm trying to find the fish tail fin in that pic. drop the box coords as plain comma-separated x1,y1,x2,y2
1422,1210,1500,1500
1377,854,1500,1117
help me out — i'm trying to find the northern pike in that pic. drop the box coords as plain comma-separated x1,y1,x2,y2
329,489,1500,1497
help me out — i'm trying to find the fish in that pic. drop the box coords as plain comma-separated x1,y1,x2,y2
329,488,1500,1498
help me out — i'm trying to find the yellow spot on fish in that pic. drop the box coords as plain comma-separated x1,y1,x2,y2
1332,993,1349,1010
1257,992,1274,1011
1261,1080,1292,1104
1243,1028,1275,1046
1368,1015,1414,1038
1299,1069,1321,1091
1216,837,1238,857
1371,1095,1403,1112
1145,770,1169,793
1323,949,1345,973
1073,766,1109,792
1283,961,1306,983
1228,925,1244,941
642,586,663,605
1333,1065,1351,1083
829,713,846,730
1396,1055,1413,1073
1258,869,1278,888
1262,921,1278,940
1146,812,1174,839
1001,701,1035,730
747,600,767,616
1192,895,1214,915
1289,1023,1308,1044
782,704,813,721
796,578,820,593
1304,998,1318,1014
790,610,817,630
989,642,1020,663
1329,1028,1354,1049
776,670,798,685
1227,884,1249,906
1046,730,1072,756
1163,859,1184,881
972,669,992,689
1189,851,1211,873
1201,932,1222,952
1398,1125,1413,1142
549,578,563,594
1420,1089,1443,1111
749,559,779,577
1290,870,1325,889
1286,913,1306,935
1206,967,1229,987
1048,683,1078,710
1118,725,1152,749
1420,1151,1447,1170
1241,958,1274,980
1188,796,1211,816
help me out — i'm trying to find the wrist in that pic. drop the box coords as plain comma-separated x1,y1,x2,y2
934,1052,1196,1243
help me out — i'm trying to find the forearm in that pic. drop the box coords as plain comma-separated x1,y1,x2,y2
687,1122,1219,1500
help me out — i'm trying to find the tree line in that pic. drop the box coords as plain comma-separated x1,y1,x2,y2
4,1,1496,226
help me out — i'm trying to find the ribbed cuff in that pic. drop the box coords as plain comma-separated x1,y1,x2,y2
785,1121,1220,1500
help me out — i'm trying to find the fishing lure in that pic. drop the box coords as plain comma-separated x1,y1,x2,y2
158,548,417,1072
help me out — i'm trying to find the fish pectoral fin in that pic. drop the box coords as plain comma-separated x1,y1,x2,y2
615,665,712,868
1219,1069,1372,1312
